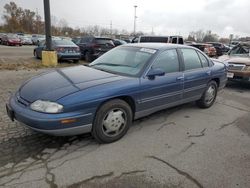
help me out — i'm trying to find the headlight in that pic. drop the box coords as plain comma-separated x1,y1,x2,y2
30,100,63,113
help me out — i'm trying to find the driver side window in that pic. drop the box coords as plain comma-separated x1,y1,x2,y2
152,49,180,73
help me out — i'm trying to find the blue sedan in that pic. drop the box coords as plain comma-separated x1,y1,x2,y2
6,43,227,143
34,39,81,62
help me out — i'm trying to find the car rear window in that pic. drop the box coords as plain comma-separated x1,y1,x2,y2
95,38,114,45
54,40,75,45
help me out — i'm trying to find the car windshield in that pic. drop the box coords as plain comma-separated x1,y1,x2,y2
229,44,250,57
89,46,156,77
8,35,18,39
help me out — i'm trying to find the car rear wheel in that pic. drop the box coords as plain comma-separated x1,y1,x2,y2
92,99,132,143
84,51,92,62
196,81,217,108
34,50,39,59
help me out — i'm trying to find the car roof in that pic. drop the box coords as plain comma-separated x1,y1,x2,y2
123,43,190,50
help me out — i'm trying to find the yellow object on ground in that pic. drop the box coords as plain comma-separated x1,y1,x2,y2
42,51,58,67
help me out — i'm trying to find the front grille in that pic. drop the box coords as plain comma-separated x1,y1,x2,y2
227,63,246,71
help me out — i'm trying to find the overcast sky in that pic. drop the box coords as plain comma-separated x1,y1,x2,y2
0,0,249,37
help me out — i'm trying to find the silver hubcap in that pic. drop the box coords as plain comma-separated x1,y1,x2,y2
205,85,216,104
102,108,126,137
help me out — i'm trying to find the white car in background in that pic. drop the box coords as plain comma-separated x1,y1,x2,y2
20,35,33,45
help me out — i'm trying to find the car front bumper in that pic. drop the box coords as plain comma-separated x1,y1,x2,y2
6,95,94,136
228,70,250,82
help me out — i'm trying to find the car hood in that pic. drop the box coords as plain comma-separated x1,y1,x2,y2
219,55,250,65
19,66,123,102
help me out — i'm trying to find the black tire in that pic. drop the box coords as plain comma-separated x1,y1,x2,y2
196,81,218,108
84,51,92,62
73,59,79,63
34,50,39,59
92,99,132,143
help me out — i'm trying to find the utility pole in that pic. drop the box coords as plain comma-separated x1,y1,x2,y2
43,0,52,50
133,5,137,36
110,21,112,38
36,8,39,34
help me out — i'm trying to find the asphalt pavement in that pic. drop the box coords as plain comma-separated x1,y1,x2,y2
0,46,250,188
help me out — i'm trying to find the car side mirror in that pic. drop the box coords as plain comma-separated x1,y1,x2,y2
147,68,165,79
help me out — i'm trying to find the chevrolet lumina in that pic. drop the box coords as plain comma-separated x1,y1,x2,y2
6,43,227,143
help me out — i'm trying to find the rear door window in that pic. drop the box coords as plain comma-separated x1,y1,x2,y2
140,36,168,43
181,49,202,70
172,37,177,44
178,38,184,44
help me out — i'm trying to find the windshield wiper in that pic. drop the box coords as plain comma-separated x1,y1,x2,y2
91,62,134,68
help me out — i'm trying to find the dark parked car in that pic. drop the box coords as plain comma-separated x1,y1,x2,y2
1,34,22,46
132,35,184,44
76,36,115,62
6,43,227,143
218,42,250,82
34,39,81,62
113,39,127,46
206,42,230,56
0,33,6,44
187,43,217,57
72,37,81,45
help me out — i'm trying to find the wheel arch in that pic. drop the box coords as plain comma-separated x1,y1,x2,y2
210,78,220,87
94,95,136,120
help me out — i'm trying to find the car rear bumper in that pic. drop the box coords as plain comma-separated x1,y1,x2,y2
8,42,22,45
7,95,94,136
58,53,81,60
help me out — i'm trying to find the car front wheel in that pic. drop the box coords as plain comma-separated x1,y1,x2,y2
92,99,132,143
196,81,218,108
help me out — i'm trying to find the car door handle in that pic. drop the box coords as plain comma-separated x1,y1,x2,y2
206,71,211,75
176,76,184,81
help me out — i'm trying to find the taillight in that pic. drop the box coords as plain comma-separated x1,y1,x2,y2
56,47,64,52
91,43,100,48
75,46,80,52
